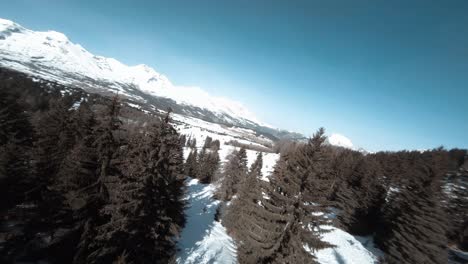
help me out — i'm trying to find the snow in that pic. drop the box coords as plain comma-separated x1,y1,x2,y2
315,226,383,264
327,133,354,149
177,179,237,264
0,17,265,127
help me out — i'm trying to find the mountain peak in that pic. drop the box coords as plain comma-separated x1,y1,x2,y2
0,18,15,27
0,18,25,35
327,133,354,149
0,17,263,127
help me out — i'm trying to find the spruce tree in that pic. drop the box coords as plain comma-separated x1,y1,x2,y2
258,128,334,263
197,137,220,183
334,155,386,235
34,96,76,194
73,95,123,264
380,161,448,264
224,152,268,264
184,148,198,177
216,147,248,201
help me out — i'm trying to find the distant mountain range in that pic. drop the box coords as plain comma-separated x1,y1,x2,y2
0,17,357,146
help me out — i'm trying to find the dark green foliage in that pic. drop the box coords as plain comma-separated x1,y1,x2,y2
186,137,197,148
379,161,448,264
259,128,333,263
34,96,76,189
215,147,248,201
86,112,186,263
224,152,268,264
223,129,334,263
184,148,198,177
195,137,221,183
332,152,386,235
179,134,187,147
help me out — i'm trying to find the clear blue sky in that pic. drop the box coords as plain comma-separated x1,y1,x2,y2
1,0,467,151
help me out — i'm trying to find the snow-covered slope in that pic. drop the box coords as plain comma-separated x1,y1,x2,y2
0,18,263,126
316,226,383,264
177,179,237,264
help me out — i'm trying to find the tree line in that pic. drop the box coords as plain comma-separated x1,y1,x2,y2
0,73,186,264
214,128,467,264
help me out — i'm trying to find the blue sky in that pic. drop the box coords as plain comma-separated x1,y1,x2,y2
1,0,467,151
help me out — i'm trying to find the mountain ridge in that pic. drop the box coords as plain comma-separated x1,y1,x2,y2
0,17,339,143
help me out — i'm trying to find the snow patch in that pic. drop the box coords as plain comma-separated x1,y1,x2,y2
315,226,383,264
177,179,237,264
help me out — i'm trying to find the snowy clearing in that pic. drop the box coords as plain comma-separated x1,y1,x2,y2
315,226,383,264
176,179,237,264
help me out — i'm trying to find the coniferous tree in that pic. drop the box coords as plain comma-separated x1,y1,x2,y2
224,152,268,264
379,161,448,264
110,112,186,263
215,147,248,201
79,109,186,263
330,149,361,229
334,155,386,234
179,134,187,148
196,137,220,183
74,95,124,264
34,97,75,183
256,128,334,263
187,137,197,148
203,136,213,149
184,148,198,177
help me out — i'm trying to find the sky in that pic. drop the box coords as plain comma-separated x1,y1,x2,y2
1,0,467,151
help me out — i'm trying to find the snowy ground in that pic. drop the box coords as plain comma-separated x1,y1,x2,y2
176,178,237,264
315,226,383,264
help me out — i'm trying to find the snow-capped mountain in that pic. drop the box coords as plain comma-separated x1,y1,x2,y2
327,133,354,149
0,18,296,137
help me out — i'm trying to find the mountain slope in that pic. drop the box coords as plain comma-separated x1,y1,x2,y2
0,18,308,141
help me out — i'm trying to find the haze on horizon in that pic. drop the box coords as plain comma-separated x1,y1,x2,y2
1,0,467,152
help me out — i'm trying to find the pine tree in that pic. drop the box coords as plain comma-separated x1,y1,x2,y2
196,136,220,183
78,108,186,263
203,136,213,149
380,161,448,264
179,134,187,147
232,129,331,263
215,147,248,201
73,95,124,264
184,148,198,177
253,128,334,263
31,96,77,236
125,115,186,262
224,152,268,264
34,96,76,194
334,155,386,235
330,149,361,230
55,102,100,211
